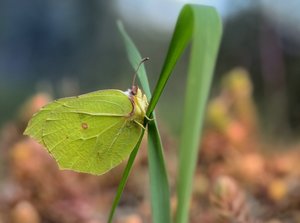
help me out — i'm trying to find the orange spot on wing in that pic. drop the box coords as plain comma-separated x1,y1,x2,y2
81,123,88,129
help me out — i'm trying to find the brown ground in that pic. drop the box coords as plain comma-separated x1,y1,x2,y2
1,69,300,223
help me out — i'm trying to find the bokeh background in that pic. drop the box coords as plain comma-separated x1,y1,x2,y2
1,0,300,139
2,1,300,223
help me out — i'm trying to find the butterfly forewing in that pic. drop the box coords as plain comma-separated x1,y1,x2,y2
24,97,70,146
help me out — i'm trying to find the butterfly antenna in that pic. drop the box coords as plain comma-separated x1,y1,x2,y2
132,57,149,87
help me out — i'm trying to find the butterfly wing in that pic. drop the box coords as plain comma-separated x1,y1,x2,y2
25,89,143,175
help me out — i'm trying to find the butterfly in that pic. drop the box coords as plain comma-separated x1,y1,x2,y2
24,58,149,175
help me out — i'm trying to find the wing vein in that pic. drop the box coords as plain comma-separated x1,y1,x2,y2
55,99,128,112
98,120,129,163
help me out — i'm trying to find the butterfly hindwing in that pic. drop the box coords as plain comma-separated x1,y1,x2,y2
25,89,143,175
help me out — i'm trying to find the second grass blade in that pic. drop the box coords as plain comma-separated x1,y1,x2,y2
112,22,171,223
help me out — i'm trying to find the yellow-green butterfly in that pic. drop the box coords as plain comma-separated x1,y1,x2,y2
24,59,149,175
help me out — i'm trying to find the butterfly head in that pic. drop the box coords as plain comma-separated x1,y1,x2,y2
127,86,148,124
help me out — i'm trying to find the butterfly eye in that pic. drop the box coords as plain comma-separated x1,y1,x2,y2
131,86,138,96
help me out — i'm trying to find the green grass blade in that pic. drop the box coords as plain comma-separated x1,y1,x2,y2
117,21,151,98
147,119,171,223
108,22,171,223
143,4,221,223
107,130,145,223
118,21,171,223
171,5,222,223
146,6,193,116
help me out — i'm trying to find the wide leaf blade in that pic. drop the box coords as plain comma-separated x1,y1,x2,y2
145,4,222,223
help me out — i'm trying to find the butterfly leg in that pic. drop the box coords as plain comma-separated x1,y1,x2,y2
144,115,154,122
133,120,146,130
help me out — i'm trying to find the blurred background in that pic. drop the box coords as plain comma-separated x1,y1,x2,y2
2,1,300,223
0,0,300,139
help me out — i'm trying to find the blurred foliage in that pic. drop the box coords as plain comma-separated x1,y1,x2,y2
1,1,300,140
215,6,300,138
1,2,300,222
